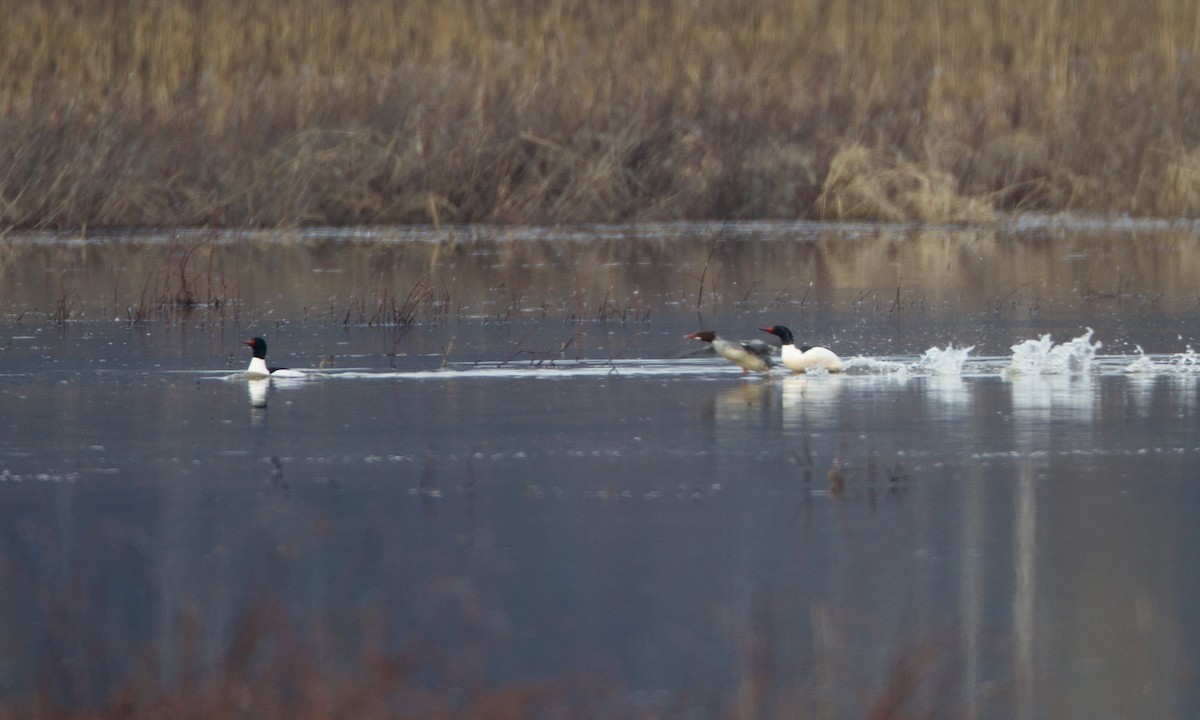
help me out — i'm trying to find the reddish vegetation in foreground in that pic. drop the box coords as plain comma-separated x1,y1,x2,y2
3,596,968,720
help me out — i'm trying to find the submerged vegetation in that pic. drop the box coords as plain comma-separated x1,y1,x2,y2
3,0,1200,228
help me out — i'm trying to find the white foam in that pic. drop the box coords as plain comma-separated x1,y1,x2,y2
1167,346,1200,373
915,344,975,376
840,357,910,376
1123,346,1158,374
1005,328,1101,376
329,358,726,380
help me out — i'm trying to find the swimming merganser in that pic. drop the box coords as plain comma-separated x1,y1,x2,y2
243,337,287,378
759,325,843,373
686,330,774,373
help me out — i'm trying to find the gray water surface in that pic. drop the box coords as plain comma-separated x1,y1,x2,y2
2,222,1199,719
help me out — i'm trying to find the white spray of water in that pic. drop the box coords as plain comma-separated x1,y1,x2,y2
839,357,908,375
915,344,975,375
1121,344,1200,375
1168,346,1200,373
1122,346,1158,374
1005,328,1101,376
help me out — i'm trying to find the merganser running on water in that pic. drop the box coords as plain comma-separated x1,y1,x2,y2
759,325,843,373
686,330,775,373
243,337,287,378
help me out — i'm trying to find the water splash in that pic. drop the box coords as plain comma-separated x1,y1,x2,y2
1168,345,1200,373
841,345,973,377
1005,329,1101,376
840,357,909,375
1121,344,1200,375
914,344,975,375
1122,346,1158,374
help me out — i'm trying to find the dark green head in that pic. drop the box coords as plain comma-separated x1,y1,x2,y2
759,325,795,345
243,337,268,359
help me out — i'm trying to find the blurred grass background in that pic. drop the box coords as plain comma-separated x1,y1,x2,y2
3,0,1200,228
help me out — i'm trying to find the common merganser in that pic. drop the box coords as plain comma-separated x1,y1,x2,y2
243,337,287,378
686,330,774,373
759,325,843,373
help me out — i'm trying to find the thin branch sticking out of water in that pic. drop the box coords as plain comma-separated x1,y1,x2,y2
498,327,586,368
694,229,722,315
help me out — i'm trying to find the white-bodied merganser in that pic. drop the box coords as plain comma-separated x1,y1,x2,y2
243,337,287,378
759,325,843,373
686,330,774,373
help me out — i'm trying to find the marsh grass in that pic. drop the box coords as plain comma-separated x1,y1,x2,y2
52,284,74,327
341,277,450,327
590,291,651,324
126,239,232,325
4,0,1200,228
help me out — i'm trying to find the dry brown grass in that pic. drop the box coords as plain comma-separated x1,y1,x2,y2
2,0,1200,228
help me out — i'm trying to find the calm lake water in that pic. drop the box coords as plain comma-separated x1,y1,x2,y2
2,220,1200,718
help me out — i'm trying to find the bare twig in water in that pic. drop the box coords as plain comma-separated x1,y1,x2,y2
602,330,643,369
991,281,1033,313
540,326,585,366
53,279,73,327
738,280,759,304
762,280,799,313
694,230,722,315
498,329,534,367
592,291,651,323
499,327,585,368
889,280,902,314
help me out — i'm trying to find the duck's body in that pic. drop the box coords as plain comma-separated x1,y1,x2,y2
686,331,774,373
243,337,287,378
760,325,843,373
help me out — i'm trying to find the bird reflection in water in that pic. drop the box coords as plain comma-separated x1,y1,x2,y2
248,377,269,409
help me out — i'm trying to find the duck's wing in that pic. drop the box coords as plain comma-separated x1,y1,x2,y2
741,339,777,364
739,340,777,369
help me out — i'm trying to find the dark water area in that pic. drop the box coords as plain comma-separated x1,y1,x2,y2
2,220,1200,718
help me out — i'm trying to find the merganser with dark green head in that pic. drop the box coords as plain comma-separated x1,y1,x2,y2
243,337,288,378
759,325,842,373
